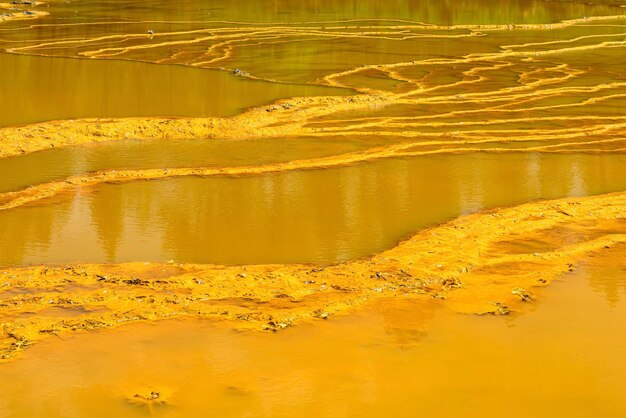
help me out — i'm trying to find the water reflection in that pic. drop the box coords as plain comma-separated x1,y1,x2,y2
585,255,626,306
0,152,624,266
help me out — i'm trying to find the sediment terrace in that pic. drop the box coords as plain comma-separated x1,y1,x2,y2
0,4,625,364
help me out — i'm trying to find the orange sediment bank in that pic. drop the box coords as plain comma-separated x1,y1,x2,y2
1,89,625,159
1,3,625,366
1,191,624,360
0,94,381,158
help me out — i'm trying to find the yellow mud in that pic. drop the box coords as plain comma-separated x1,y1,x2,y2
1,190,624,360
1,247,624,417
0,95,376,158
1,87,624,158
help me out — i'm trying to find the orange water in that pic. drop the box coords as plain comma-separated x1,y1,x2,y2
1,152,624,266
0,246,623,418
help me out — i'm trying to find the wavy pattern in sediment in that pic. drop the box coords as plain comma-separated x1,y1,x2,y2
1,10,625,360
1,15,625,157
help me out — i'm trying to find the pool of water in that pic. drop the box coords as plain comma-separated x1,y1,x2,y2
2,0,624,87
4,0,623,26
0,137,381,193
0,152,624,266
0,245,623,418
0,53,348,127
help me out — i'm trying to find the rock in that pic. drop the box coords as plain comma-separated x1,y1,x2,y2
314,309,329,320
488,302,510,315
512,287,533,302
263,319,291,332
233,68,250,77
134,391,160,401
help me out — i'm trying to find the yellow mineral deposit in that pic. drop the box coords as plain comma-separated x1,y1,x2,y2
0,245,624,417
0,0,625,416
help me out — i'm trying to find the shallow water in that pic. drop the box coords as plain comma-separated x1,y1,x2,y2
0,246,623,418
0,137,378,193
0,152,624,266
0,53,347,127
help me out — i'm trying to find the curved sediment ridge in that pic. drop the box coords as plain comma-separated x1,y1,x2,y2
0,191,624,360
2,14,626,157
1,89,625,159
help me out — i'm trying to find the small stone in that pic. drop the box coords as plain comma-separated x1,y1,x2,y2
512,288,533,302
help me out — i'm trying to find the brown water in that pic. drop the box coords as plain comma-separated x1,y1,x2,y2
0,246,623,418
0,53,348,127
1,152,624,266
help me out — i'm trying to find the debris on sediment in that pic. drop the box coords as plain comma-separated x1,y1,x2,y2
512,287,533,302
